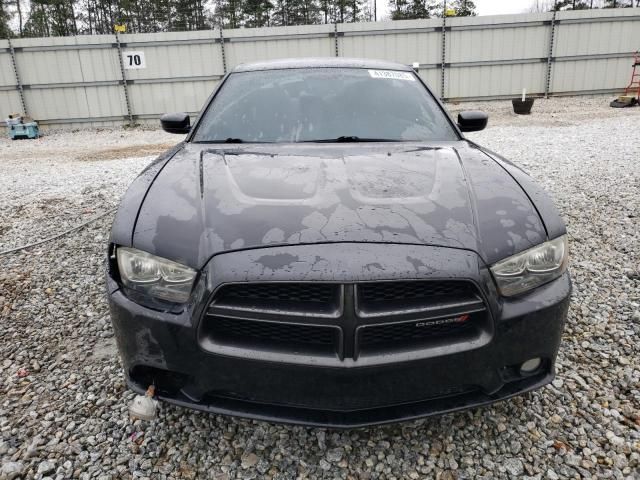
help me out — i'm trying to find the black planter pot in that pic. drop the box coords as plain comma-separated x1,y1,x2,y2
512,98,535,115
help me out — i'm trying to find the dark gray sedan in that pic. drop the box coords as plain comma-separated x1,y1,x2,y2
107,58,570,427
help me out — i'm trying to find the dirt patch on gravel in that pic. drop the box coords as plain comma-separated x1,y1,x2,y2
0,128,181,163
74,143,176,161
0,270,32,317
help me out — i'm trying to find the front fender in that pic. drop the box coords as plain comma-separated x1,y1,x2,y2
109,142,185,246
475,145,567,240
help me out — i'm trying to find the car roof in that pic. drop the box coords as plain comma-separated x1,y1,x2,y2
232,57,413,73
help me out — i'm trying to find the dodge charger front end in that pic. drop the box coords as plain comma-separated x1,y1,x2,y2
106,58,570,428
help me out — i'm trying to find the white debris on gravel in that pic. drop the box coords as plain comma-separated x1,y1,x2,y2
1,97,639,479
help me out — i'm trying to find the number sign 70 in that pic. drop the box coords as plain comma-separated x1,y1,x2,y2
122,51,146,70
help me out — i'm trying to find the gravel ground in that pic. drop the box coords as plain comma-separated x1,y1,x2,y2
0,96,639,480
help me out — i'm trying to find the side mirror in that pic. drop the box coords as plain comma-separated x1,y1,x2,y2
160,112,190,134
457,111,488,132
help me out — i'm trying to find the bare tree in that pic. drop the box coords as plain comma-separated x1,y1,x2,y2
15,0,23,34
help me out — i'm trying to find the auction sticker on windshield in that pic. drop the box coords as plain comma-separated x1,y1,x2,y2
368,70,415,81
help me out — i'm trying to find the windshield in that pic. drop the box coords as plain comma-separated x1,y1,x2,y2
192,67,458,143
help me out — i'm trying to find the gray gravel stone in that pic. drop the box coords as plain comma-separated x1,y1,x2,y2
546,469,560,480
37,460,55,475
326,448,344,463
241,453,259,469
504,458,524,476
0,461,24,480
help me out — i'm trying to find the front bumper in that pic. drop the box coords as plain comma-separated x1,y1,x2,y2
107,243,571,428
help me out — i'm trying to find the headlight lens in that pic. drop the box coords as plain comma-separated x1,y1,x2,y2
490,235,568,297
117,247,197,303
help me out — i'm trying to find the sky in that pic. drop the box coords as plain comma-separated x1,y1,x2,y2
472,0,533,15
377,0,534,19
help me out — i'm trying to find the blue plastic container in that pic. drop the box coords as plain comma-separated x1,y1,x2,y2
8,122,39,140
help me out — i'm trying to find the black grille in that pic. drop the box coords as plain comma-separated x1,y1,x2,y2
356,281,483,319
201,280,487,362
217,283,337,304
358,315,476,350
206,316,337,350
212,283,341,317
358,281,477,303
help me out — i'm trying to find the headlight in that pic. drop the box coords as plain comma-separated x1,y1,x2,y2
490,235,568,297
117,247,197,303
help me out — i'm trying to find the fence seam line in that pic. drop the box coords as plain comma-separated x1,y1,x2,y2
7,37,28,116
545,10,557,99
441,14,447,100
219,27,227,74
115,32,134,126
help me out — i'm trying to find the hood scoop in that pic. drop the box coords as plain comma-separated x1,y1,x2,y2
207,147,456,208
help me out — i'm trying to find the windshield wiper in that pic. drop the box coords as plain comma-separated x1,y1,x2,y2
194,138,256,144
302,136,400,143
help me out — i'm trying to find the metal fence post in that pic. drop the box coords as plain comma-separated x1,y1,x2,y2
545,10,557,99
7,37,28,116
441,11,447,100
114,32,134,126
219,27,227,74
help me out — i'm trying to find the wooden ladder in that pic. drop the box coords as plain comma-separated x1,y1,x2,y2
623,51,640,98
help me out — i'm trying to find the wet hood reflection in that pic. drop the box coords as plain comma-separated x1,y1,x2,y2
130,142,548,268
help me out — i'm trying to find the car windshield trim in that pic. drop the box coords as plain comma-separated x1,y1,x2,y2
233,64,414,74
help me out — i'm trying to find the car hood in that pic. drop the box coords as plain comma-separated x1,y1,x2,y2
132,142,547,269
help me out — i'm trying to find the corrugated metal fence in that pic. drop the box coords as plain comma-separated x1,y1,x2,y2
1,8,638,129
